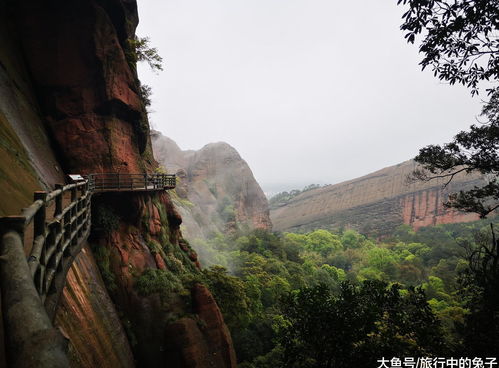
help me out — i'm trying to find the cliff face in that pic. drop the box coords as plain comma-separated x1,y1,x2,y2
1,0,236,366
270,160,482,235
7,0,154,174
54,244,135,368
0,4,65,216
152,131,272,239
90,191,236,367
1,1,135,365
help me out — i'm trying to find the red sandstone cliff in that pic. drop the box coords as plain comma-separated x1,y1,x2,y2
54,244,135,368
7,0,154,175
270,160,484,235
0,0,236,366
89,191,236,367
152,130,272,239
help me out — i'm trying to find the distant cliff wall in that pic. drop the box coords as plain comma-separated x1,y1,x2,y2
152,131,272,240
270,160,483,235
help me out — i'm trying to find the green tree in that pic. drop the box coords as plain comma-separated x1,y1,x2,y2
410,110,499,218
459,226,499,356
128,36,163,72
398,0,499,96
278,281,445,368
341,229,366,249
398,0,499,218
305,229,342,257
365,247,398,279
202,266,252,329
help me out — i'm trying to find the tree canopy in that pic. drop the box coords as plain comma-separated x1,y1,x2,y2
411,94,499,217
278,281,445,368
398,0,499,218
191,221,499,366
398,0,499,96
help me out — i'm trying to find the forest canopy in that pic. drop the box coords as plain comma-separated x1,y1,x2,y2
190,219,499,366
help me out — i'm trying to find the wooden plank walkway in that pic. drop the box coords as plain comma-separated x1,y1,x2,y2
88,173,176,192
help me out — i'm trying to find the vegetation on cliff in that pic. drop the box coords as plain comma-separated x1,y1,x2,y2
89,192,236,367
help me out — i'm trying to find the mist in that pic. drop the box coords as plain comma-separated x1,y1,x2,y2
136,0,483,193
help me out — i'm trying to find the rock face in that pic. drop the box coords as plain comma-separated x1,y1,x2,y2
163,284,237,368
54,244,135,368
7,0,154,175
1,1,237,366
90,191,236,367
270,160,483,235
0,5,65,216
0,1,138,364
152,130,272,239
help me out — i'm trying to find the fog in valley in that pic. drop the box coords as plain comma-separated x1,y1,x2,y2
137,1,483,194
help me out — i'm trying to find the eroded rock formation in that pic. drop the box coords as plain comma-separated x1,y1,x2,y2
152,130,272,239
0,0,236,366
270,160,484,235
89,191,236,367
7,0,154,174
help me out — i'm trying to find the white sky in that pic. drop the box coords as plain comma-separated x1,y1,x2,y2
136,0,483,195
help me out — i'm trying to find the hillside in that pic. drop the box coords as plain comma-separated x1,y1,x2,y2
270,160,485,235
151,130,272,240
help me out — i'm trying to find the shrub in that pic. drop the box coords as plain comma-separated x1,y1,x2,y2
93,204,120,234
134,268,183,301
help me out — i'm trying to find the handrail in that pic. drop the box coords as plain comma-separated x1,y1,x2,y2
87,173,176,192
0,230,69,368
0,180,90,368
0,172,176,367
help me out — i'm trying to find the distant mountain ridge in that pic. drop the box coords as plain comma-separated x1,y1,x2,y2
270,160,486,235
151,130,272,239
269,184,324,209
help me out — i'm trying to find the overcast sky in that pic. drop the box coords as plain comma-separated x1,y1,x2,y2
136,0,483,195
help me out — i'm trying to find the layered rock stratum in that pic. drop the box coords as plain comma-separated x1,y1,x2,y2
270,160,484,235
152,130,272,239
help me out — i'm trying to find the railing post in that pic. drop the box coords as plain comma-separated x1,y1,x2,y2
33,192,47,241
70,188,77,247
0,219,69,368
54,185,63,217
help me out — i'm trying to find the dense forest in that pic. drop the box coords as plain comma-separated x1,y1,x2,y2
187,218,499,367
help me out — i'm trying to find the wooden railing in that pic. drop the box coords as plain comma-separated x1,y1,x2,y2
0,180,91,368
0,172,176,367
88,173,176,192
